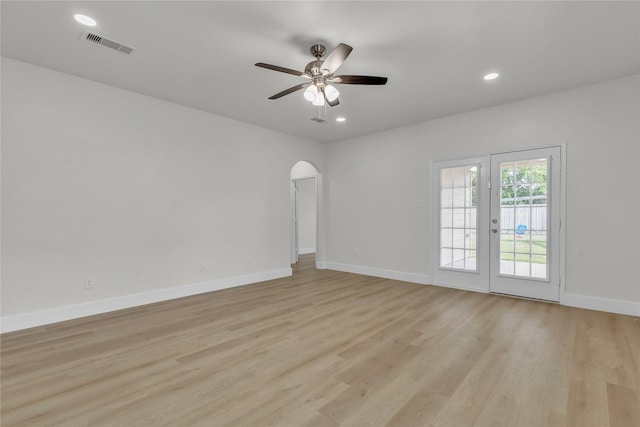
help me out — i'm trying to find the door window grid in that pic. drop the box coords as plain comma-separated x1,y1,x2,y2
499,158,548,279
440,166,477,271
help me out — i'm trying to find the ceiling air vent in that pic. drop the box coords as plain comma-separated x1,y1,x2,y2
80,29,134,55
310,118,326,123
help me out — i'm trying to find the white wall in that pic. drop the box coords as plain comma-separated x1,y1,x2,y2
1,58,325,327
296,178,316,253
3,57,638,330
323,75,640,312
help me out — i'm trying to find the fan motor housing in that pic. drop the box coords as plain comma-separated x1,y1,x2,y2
304,60,325,77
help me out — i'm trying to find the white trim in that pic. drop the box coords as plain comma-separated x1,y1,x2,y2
557,142,567,304
323,263,637,317
298,247,316,255
290,173,317,180
0,268,292,333
324,262,431,285
291,174,320,266
488,146,562,302
291,180,298,264
430,156,490,292
564,293,640,317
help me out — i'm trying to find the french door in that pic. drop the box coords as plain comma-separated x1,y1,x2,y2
432,146,563,301
431,157,489,291
489,147,561,301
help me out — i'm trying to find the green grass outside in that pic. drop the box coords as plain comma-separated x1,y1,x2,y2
464,233,547,264
501,234,547,264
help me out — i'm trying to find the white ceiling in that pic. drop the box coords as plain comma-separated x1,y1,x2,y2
2,1,639,143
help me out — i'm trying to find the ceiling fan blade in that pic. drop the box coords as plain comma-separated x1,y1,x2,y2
255,63,309,78
332,75,388,85
321,43,353,74
268,83,309,100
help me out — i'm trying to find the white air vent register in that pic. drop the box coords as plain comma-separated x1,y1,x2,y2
80,29,134,55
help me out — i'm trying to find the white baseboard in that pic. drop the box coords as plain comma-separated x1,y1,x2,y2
4,267,635,334
323,262,638,317
564,293,639,317
298,247,316,255
323,262,431,285
1,268,292,333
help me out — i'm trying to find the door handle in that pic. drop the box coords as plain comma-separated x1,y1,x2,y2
491,229,498,233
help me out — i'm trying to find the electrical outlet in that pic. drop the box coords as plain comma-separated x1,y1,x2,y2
248,257,253,266
200,264,207,273
354,249,359,258
84,277,95,289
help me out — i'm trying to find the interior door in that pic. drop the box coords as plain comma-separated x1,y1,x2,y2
489,147,562,301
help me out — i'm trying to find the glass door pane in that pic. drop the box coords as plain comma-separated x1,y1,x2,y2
498,158,548,279
439,165,478,271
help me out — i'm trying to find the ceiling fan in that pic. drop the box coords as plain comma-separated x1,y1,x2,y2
255,43,388,107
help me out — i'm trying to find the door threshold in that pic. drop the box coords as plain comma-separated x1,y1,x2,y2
490,292,559,304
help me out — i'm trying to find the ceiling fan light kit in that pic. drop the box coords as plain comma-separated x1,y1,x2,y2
256,43,388,108
304,84,339,106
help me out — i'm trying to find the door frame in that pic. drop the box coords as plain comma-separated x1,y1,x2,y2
430,142,566,303
430,156,490,293
290,175,319,266
489,146,563,302
291,180,299,264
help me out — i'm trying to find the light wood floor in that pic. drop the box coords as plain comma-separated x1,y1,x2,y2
2,254,639,427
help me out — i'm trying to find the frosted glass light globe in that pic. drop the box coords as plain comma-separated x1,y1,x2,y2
304,85,318,102
325,85,339,102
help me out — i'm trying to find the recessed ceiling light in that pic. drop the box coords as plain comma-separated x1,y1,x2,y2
484,72,499,81
336,117,346,122
74,14,96,27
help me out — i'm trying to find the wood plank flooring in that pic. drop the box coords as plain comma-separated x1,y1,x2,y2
2,254,639,426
